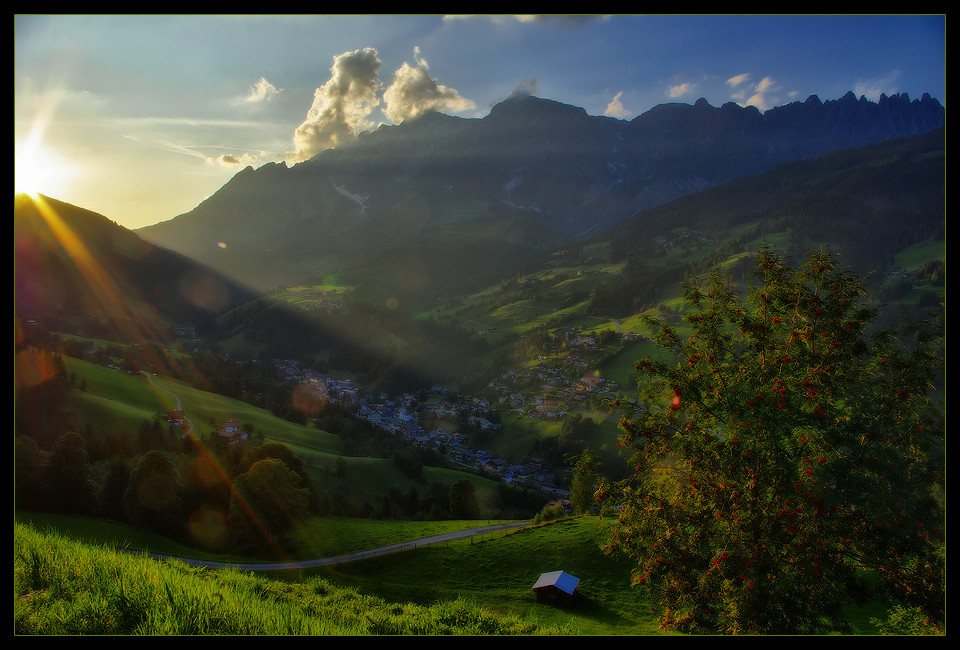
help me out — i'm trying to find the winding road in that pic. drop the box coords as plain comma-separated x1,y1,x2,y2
139,521,531,571
142,371,196,435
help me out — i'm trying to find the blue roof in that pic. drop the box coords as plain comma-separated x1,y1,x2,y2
532,570,580,595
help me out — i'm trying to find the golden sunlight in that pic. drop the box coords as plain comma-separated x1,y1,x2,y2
14,139,74,198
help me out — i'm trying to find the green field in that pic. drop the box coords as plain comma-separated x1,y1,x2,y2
15,512,896,635
60,355,508,515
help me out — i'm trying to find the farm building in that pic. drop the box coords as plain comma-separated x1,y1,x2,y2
532,570,580,605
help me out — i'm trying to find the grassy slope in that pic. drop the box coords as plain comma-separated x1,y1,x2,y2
14,513,889,635
13,520,561,635
61,355,505,513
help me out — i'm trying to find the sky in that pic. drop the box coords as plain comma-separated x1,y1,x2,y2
14,14,946,230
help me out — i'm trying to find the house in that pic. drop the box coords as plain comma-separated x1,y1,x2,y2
552,327,575,343
219,419,247,444
483,458,508,473
532,570,580,605
167,410,185,427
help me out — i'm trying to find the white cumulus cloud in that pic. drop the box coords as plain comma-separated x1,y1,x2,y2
244,76,280,104
604,90,631,118
290,47,383,162
382,47,475,124
667,82,695,99
854,69,902,101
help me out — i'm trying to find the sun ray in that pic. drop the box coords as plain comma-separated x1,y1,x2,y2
14,136,76,198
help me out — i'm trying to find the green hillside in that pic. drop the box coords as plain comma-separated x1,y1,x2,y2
57,354,508,518
16,512,901,635
13,519,562,635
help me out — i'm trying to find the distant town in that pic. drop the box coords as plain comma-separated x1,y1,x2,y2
263,335,626,496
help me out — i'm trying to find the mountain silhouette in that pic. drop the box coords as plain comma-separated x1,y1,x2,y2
137,92,944,294
15,193,257,341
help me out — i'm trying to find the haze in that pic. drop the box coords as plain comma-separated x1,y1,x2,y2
14,14,945,230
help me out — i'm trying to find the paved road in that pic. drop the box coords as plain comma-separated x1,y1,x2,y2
135,373,531,571
140,521,532,572
142,371,195,435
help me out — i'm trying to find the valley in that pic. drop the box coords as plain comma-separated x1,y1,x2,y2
14,91,945,636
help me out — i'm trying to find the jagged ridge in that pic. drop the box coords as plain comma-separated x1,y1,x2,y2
137,91,944,293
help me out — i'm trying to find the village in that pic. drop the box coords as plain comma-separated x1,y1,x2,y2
258,330,624,496
154,319,638,497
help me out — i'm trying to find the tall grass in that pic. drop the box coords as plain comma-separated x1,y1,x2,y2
13,521,561,635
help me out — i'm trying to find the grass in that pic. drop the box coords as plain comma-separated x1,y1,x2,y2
15,511,518,565
64,356,340,455
14,520,561,635
13,513,659,635
61,355,514,516
13,509,904,635
311,515,665,635
892,238,943,271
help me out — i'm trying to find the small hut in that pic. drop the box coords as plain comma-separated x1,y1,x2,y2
532,570,580,605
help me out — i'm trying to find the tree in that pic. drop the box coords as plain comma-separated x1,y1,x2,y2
99,458,132,522
569,449,602,515
124,450,185,538
238,442,311,491
448,478,480,519
228,458,312,555
559,413,599,454
598,246,944,634
14,435,46,511
45,431,97,516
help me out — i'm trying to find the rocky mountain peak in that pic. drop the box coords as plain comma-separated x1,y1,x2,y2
137,91,944,292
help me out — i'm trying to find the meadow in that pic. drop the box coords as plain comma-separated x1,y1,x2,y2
14,512,893,635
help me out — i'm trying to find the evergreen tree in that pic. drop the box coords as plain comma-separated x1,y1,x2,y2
569,449,601,515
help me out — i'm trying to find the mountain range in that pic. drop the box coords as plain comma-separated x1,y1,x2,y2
14,90,945,394
137,91,944,296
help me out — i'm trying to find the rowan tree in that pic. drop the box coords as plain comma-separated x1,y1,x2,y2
598,246,944,634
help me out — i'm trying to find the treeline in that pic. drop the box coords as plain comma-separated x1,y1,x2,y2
14,340,543,557
311,400,545,520
15,357,317,557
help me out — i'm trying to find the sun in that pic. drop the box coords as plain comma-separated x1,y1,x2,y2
14,140,74,198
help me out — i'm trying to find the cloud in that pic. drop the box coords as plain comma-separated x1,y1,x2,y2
244,76,280,104
218,152,260,166
287,46,475,160
667,82,695,99
508,77,539,99
604,90,631,118
290,47,383,162
382,47,475,124
726,73,751,89
727,74,780,111
853,69,901,100
512,15,608,28
448,14,608,28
